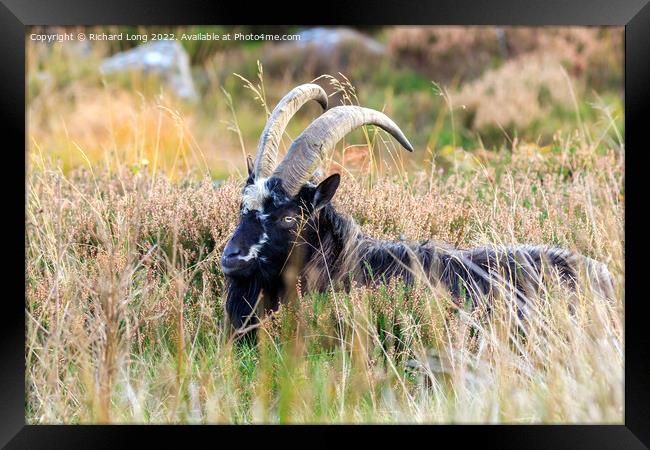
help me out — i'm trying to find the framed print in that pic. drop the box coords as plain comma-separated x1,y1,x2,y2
2,0,649,447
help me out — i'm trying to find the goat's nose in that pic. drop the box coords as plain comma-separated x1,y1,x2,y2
223,243,241,259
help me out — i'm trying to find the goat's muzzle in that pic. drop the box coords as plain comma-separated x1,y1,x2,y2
221,239,255,276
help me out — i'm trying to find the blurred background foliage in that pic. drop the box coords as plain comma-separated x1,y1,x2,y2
27,25,623,180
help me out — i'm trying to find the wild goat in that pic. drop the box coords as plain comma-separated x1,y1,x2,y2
221,83,614,336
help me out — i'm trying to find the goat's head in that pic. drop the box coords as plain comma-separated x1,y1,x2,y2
221,83,413,280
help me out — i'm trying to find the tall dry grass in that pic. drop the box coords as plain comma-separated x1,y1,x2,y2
26,87,624,422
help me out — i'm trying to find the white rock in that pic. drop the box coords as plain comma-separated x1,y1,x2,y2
101,40,197,100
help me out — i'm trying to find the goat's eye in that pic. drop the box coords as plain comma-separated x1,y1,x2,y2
283,216,294,223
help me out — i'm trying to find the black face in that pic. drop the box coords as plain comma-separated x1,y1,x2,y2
220,172,340,280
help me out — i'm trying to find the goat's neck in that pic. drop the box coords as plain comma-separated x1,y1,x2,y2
297,204,358,290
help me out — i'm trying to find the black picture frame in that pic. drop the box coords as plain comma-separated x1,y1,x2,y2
3,0,648,447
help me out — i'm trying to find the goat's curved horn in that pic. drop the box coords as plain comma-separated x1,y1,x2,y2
253,84,328,179
272,106,413,196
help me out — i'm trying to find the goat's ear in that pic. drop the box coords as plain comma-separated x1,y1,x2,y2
313,173,340,211
245,155,255,185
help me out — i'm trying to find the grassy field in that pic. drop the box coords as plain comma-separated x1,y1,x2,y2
26,27,624,423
